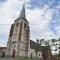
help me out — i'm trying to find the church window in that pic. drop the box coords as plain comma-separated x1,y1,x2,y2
14,44,16,48
39,54,40,56
24,23,26,28
17,22,18,26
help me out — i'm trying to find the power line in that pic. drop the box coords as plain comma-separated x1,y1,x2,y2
29,23,60,25
0,23,60,25
0,24,11,25
0,1,60,25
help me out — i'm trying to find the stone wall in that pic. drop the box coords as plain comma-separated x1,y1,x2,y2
28,49,42,58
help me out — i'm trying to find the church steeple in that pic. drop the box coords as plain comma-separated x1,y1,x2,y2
18,3,26,19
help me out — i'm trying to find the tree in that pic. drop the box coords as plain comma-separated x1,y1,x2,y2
35,39,40,59
44,40,49,46
52,39,56,42
58,38,60,57
51,38,60,59
44,40,51,50
52,38,60,58
42,40,51,59
35,39,44,59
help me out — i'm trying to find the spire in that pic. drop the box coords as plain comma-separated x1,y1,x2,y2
19,3,26,19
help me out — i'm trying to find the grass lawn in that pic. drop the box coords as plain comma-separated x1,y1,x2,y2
19,58,51,60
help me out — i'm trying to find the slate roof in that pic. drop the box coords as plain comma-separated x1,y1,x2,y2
0,47,6,49
30,40,42,51
30,40,50,52
30,40,36,49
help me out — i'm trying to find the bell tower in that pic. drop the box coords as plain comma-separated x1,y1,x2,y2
6,3,30,57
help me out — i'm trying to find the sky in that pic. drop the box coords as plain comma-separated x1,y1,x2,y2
0,0,60,53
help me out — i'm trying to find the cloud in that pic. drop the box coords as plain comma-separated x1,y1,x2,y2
0,25,11,46
26,5,55,41
0,0,60,46
0,0,31,46
0,25,11,35
0,39,7,47
55,26,60,36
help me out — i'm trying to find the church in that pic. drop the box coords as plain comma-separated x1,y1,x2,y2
5,3,42,58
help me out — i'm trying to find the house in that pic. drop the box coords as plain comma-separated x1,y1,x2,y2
0,47,6,57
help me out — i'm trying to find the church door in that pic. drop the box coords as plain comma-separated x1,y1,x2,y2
12,49,15,57
31,53,32,59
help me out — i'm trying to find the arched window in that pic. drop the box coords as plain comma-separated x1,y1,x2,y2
24,23,26,28
16,22,18,26
39,54,40,56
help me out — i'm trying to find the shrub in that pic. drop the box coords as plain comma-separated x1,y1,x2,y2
58,53,60,57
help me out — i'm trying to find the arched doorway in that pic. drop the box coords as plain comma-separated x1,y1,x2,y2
12,49,16,57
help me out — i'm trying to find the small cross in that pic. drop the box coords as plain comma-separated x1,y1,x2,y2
23,0,25,4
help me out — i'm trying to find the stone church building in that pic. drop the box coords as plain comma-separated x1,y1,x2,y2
6,4,42,58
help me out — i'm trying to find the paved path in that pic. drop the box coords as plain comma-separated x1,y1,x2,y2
0,58,20,60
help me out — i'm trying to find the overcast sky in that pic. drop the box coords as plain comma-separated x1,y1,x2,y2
0,0,60,50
